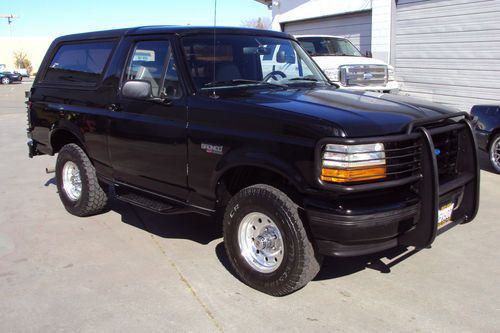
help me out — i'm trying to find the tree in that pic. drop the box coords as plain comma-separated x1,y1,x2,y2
241,17,271,30
13,51,33,75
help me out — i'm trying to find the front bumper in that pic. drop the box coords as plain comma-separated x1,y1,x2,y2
333,80,400,93
307,114,480,257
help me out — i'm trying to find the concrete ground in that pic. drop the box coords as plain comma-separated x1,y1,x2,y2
0,81,499,332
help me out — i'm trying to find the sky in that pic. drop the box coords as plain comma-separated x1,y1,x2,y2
0,0,271,38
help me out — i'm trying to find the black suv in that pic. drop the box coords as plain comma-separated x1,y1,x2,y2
27,26,479,296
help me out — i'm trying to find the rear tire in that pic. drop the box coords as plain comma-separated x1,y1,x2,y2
1,77,10,84
56,144,108,216
223,184,322,296
489,134,500,173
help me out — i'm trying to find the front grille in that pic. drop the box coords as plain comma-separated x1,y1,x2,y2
379,124,460,183
339,64,387,87
317,120,466,187
432,129,460,181
384,139,422,181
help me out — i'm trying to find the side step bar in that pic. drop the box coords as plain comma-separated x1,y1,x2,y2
116,192,175,214
113,182,214,216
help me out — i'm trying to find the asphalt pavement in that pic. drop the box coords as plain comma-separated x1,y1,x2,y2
0,81,499,332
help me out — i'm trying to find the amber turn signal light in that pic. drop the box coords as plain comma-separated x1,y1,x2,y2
320,166,386,183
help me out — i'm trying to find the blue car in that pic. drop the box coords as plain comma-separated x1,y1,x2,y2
0,71,23,84
472,105,500,173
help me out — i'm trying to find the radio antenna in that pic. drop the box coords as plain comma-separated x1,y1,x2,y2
210,0,219,99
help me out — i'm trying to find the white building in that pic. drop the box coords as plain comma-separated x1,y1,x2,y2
256,0,500,112
0,36,53,74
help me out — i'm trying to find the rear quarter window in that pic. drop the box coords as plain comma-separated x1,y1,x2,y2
43,40,116,85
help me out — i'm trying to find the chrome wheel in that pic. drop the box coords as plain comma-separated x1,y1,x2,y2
1,77,10,84
238,212,284,273
62,161,82,201
491,136,500,173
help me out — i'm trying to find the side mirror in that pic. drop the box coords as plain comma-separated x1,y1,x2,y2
276,50,286,63
365,51,373,58
122,80,152,100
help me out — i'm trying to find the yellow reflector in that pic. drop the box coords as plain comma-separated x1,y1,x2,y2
321,166,386,183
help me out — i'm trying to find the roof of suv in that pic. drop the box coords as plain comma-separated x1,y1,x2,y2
54,26,292,43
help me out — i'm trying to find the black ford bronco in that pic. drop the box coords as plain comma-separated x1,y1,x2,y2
27,26,479,296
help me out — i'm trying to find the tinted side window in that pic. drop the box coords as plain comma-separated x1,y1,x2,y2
44,41,115,85
125,40,182,98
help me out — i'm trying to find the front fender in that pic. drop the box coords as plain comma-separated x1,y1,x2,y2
212,147,307,193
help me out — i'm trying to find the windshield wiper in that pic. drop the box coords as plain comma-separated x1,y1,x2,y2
204,79,287,88
288,77,319,82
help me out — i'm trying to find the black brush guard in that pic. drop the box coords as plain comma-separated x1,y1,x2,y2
314,112,480,249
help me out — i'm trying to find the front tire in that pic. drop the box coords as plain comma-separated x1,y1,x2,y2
223,184,322,296
489,134,500,173
56,144,108,216
1,77,10,84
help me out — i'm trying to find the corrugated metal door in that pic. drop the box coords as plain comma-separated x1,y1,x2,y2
395,0,500,112
283,11,372,54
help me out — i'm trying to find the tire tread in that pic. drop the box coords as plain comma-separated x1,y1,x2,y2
56,144,108,216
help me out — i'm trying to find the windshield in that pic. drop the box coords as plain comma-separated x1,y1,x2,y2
181,35,330,90
297,37,363,57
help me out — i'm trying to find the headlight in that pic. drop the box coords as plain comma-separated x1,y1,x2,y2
388,66,395,81
323,68,339,82
320,143,386,183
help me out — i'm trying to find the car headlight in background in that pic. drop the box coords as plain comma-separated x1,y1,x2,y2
320,143,386,183
388,65,395,81
323,68,339,82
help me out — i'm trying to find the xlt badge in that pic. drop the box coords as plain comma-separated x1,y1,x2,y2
201,143,223,155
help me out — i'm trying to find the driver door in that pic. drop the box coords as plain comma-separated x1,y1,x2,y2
108,37,188,200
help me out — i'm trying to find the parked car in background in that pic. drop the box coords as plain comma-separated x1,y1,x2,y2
0,71,23,84
296,35,399,93
16,68,29,77
471,105,500,173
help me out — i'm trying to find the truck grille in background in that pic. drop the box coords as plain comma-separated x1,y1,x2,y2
339,64,387,87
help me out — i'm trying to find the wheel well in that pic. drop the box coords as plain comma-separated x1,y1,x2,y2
216,166,301,207
50,130,85,154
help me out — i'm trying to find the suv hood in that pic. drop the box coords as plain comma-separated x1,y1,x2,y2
231,88,459,137
312,56,388,69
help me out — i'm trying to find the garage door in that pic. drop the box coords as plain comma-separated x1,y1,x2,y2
395,0,500,112
283,11,372,54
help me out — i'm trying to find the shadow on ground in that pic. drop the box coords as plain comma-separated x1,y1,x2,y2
111,196,222,245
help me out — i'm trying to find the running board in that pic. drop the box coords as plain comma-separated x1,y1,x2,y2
116,191,176,214
113,183,214,216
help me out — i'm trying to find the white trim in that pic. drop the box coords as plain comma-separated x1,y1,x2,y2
272,0,372,27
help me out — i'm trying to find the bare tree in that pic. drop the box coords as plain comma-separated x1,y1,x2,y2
241,17,272,30
13,51,33,75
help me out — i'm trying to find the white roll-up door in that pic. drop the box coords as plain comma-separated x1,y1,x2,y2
395,0,500,112
283,11,372,54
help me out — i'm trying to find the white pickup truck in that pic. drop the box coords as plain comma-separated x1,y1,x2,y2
295,35,399,93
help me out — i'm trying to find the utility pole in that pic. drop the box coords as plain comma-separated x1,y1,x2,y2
0,14,19,37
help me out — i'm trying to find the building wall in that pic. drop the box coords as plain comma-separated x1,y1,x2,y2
0,37,53,74
394,0,500,112
371,0,395,64
269,0,372,30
